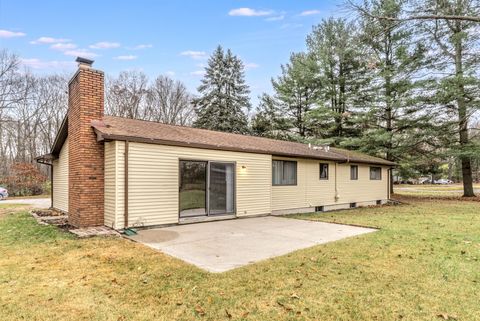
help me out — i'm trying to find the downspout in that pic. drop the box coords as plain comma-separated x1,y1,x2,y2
36,158,53,208
50,165,53,209
124,140,129,228
387,167,391,200
334,163,339,202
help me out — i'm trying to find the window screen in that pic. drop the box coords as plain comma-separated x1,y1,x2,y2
370,167,382,180
319,163,329,180
272,160,297,185
350,165,358,180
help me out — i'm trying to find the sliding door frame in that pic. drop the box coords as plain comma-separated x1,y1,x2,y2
178,158,237,219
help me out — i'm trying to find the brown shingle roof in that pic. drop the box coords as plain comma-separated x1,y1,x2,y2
91,116,396,166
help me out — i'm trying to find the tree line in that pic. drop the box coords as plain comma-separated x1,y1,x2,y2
1,0,479,197
192,0,480,197
0,50,194,179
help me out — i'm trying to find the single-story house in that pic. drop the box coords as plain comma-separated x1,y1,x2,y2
37,58,396,229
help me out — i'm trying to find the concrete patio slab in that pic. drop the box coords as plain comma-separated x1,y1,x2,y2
128,216,376,272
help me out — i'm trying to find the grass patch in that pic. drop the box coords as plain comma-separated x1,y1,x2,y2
394,183,480,199
1,200,479,320
395,183,480,191
0,203,26,209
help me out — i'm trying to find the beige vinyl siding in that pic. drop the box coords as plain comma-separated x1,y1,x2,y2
104,141,125,229
271,157,307,211
336,164,388,203
272,158,337,211
114,142,271,227
272,159,388,212
52,137,68,212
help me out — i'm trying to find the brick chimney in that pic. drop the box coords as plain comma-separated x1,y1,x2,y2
68,57,104,227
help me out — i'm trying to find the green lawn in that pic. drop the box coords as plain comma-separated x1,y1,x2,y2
1,199,479,320
394,183,480,198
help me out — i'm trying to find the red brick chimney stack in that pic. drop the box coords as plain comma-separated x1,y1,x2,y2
68,57,105,227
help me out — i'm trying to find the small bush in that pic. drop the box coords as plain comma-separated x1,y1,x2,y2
0,162,47,196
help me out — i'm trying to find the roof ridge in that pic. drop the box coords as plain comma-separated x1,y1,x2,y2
104,115,336,149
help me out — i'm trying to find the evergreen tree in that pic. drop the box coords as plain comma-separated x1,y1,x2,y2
418,0,480,197
269,52,320,138
251,93,293,139
348,0,432,193
305,18,370,144
193,45,250,134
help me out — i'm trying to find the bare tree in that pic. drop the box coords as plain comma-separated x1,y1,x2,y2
106,71,195,125
105,71,149,119
0,49,69,177
0,50,22,112
146,75,195,125
0,48,194,182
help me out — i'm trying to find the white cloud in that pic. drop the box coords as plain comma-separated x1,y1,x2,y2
114,55,137,60
299,10,321,16
165,71,175,77
265,15,285,21
245,62,260,69
89,42,120,49
280,23,303,29
228,7,273,17
64,49,98,59
131,44,153,50
0,29,26,38
190,70,206,76
180,50,207,60
30,36,69,44
20,58,75,70
50,43,77,51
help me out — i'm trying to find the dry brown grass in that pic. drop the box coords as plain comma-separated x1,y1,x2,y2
1,200,479,321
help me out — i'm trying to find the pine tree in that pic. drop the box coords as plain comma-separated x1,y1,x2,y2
251,93,292,139
347,0,433,193
193,45,251,134
417,0,480,197
305,18,370,144
269,52,320,138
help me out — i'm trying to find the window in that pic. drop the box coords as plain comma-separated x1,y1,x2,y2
319,163,329,180
272,160,297,185
350,202,357,208
370,167,382,180
350,165,358,180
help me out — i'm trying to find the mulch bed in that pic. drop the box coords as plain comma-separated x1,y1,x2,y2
30,209,120,238
32,209,65,217
57,223,78,231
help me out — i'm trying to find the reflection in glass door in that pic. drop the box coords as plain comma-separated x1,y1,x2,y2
179,161,207,217
209,162,235,215
179,160,235,218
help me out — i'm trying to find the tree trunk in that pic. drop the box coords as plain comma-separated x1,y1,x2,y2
384,34,394,195
453,22,475,197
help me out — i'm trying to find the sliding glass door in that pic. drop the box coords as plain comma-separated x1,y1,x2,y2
209,162,235,215
179,161,207,217
179,160,235,218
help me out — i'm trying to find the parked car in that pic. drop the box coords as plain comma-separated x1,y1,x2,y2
434,179,453,185
0,187,8,200
419,178,432,184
